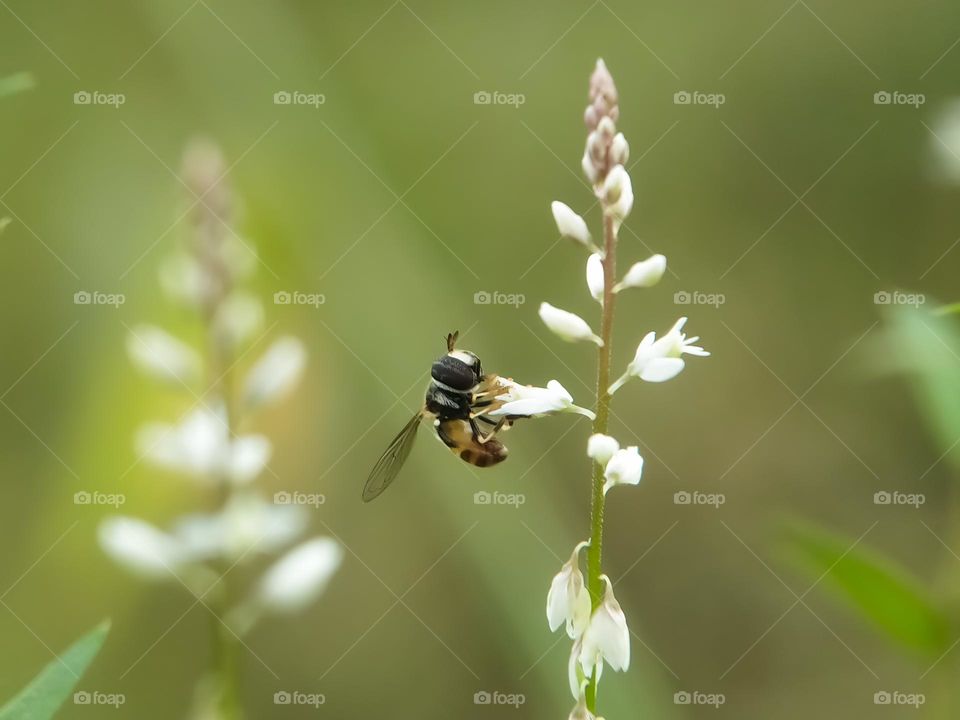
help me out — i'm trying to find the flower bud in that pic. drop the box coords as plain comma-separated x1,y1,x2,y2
602,165,634,221
586,253,604,303
551,201,592,249
539,302,603,346
610,132,629,165
602,446,644,494
614,254,666,292
587,434,620,465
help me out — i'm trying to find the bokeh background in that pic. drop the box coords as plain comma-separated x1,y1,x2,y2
3,0,960,717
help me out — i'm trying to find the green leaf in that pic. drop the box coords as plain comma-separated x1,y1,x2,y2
784,523,949,655
0,73,34,99
880,303,960,469
0,620,110,720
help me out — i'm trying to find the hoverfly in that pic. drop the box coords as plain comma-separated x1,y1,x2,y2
362,331,514,502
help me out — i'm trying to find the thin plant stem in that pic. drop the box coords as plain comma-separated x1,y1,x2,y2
585,212,618,712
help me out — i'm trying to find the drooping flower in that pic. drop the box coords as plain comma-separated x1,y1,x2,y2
614,254,666,292
539,302,603,346
552,201,593,251
602,446,643,494
579,575,630,677
586,253,604,303
547,541,591,639
608,317,709,393
587,434,619,465
485,379,595,420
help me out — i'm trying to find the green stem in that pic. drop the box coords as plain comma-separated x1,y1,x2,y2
585,212,618,713
204,310,244,720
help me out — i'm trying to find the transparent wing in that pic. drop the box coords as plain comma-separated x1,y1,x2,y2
362,412,422,502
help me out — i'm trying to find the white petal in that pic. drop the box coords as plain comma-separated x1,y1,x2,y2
569,638,584,700
603,446,644,493
587,434,619,465
98,517,181,579
639,357,685,383
551,201,592,248
610,132,629,166
582,577,630,672
539,303,603,346
602,165,633,221
214,292,264,349
174,494,308,561
229,435,273,485
259,537,343,613
126,325,201,386
616,254,666,291
137,407,228,481
586,253,604,303
243,336,307,410
547,567,573,632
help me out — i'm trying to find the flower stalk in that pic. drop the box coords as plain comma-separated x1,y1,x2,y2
584,213,618,710
540,60,709,717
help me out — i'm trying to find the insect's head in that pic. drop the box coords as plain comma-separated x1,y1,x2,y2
432,331,482,391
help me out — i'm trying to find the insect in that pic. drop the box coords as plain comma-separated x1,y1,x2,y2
362,331,514,502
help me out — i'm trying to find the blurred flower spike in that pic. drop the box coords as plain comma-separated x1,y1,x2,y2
98,139,341,717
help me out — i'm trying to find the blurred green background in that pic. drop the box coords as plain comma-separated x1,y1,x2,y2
2,0,960,717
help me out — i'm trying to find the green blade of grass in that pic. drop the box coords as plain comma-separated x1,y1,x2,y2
784,523,949,656
0,620,110,720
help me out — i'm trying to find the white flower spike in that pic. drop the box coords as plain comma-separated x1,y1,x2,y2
547,540,592,639
580,575,630,676
552,201,594,251
602,165,633,223
486,379,595,420
602,446,643,494
614,254,666,292
586,253,605,303
608,317,709,393
587,434,619,465
540,302,603,346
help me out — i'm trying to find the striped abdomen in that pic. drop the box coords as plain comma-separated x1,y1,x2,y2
436,419,508,468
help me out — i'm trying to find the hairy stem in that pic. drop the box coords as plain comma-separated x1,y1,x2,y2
585,212,617,712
